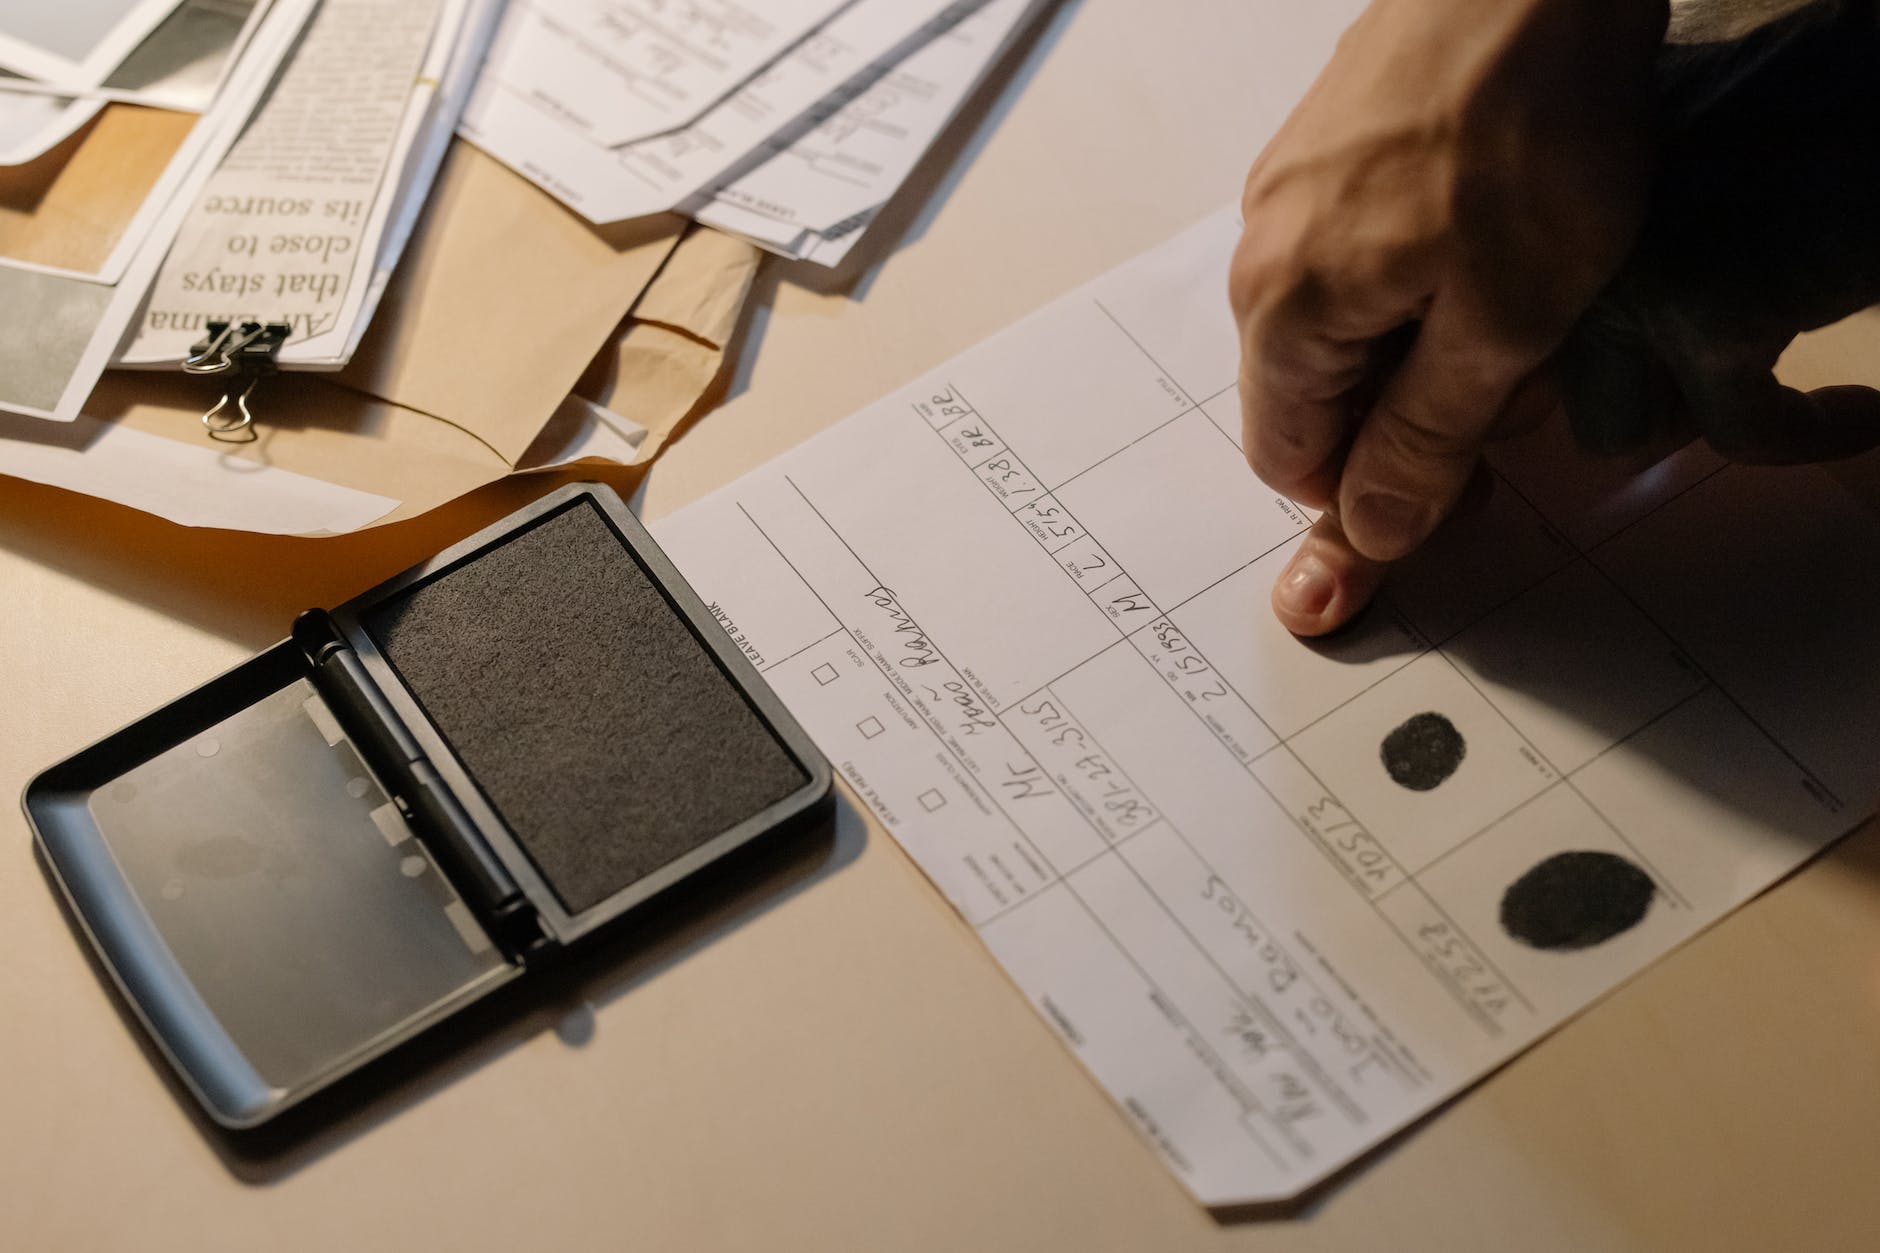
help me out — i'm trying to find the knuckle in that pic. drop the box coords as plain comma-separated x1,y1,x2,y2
1241,390,1341,493
1370,399,1480,467
1244,446,1286,488
1242,435,1304,487
1338,242,1427,304
1227,234,1288,322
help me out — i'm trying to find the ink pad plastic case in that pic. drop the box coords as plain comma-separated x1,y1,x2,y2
25,483,831,1128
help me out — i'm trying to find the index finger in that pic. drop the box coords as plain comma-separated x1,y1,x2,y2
1337,295,1543,559
1657,319,1880,464
1230,233,1429,509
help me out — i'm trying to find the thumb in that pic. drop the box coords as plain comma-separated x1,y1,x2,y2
1271,510,1389,637
1338,301,1540,560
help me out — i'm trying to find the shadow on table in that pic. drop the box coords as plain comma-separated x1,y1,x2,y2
1203,445,1880,1222
35,789,869,1185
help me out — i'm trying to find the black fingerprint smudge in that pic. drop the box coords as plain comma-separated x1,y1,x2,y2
1380,712,1466,791
1500,850,1655,951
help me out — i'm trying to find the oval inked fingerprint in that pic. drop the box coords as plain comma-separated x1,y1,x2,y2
1500,850,1655,951
1380,712,1466,791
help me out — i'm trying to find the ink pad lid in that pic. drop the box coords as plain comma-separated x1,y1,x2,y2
24,484,831,1128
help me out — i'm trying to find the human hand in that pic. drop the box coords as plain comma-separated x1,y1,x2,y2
1229,0,1668,635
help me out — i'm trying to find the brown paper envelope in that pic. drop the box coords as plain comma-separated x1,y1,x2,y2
335,139,685,466
0,105,195,274
564,225,761,466
90,369,512,528
81,226,762,529
625,225,761,351
38,181,759,537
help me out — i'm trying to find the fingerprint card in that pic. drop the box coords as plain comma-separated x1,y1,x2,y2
651,207,1880,1205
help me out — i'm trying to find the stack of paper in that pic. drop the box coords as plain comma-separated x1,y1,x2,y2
0,0,499,422
461,0,1054,268
0,0,1060,533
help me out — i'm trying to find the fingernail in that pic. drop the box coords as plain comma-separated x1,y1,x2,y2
1350,491,1426,551
1276,550,1335,618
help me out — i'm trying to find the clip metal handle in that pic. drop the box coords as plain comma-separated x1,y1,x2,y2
186,321,290,441
202,376,262,443
182,322,266,375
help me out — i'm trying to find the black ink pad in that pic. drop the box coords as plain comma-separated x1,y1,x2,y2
1499,850,1655,951
1380,711,1466,791
364,503,810,915
25,483,831,1128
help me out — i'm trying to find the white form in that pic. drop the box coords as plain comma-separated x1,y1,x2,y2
494,0,850,149
0,0,183,89
652,209,1880,1205
461,0,971,225
698,0,1043,260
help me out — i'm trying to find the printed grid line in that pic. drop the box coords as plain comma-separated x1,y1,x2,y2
918,378,1537,1035
764,475,1302,1171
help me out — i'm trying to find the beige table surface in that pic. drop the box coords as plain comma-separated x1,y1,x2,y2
8,4,1880,1250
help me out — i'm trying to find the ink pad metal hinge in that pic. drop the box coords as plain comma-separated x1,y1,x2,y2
290,609,548,959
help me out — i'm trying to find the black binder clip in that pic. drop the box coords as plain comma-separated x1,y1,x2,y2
183,321,291,443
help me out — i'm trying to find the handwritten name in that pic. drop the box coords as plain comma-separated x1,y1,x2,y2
864,586,941,670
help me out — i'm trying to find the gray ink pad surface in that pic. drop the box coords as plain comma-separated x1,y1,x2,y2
363,502,809,915
25,484,830,1129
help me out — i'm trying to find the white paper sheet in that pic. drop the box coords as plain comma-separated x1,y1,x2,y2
0,0,314,421
98,0,260,111
520,393,648,469
494,0,850,149
0,0,261,120
461,0,969,226
0,408,398,533
0,3,275,282
0,91,100,167
0,0,183,89
119,0,450,367
650,209,1880,1205
700,0,1040,253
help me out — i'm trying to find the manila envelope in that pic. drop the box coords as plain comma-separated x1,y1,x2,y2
51,160,760,533
332,139,686,467
0,104,196,275
530,223,763,470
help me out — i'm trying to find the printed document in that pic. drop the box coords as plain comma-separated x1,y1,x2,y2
698,0,1042,263
462,0,971,225
120,0,448,367
503,0,850,148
